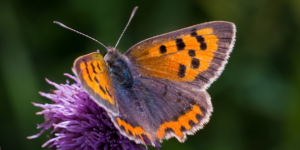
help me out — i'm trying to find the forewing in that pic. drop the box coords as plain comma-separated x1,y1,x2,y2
126,21,236,90
73,52,118,114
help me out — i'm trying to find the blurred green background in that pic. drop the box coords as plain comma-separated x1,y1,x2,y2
1,0,300,150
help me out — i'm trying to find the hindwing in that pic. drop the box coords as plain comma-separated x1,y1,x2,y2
108,77,212,145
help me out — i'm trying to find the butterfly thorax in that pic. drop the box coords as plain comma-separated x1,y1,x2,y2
104,47,133,89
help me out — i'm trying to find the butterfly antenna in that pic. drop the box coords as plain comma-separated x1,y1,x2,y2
115,6,138,48
53,21,108,50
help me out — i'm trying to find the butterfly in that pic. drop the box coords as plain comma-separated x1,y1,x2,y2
55,6,236,147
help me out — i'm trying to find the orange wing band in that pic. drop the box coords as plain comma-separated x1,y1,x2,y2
116,118,153,144
156,105,203,140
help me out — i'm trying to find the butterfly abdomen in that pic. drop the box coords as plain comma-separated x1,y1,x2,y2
105,51,134,89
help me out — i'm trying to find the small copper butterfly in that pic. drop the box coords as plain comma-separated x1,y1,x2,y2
54,6,236,147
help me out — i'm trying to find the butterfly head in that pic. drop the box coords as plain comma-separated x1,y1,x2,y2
104,46,121,67
105,46,117,52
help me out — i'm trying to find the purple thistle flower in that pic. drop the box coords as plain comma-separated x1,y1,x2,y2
28,73,158,150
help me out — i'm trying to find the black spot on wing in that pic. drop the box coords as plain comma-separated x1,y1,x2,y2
200,43,207,50
97,62,101,71
165,128,174,134
179,110,186,116
178,64,186,78
196,35,204,43
159,45,167,54
188,50,196,57
196,113,202,121
105,86,112,98
84,61,93,82
195,35,207,50
191,58,200,69
188,120,196,127
180,126,187,132
172,115,179,121
190,28,197,37
176,38,186,51
91,62,97,73
99,85,106,94
94,76,99,83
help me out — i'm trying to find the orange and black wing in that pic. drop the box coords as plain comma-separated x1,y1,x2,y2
115,21,236,144
73,52,118,115
126,21,236,90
